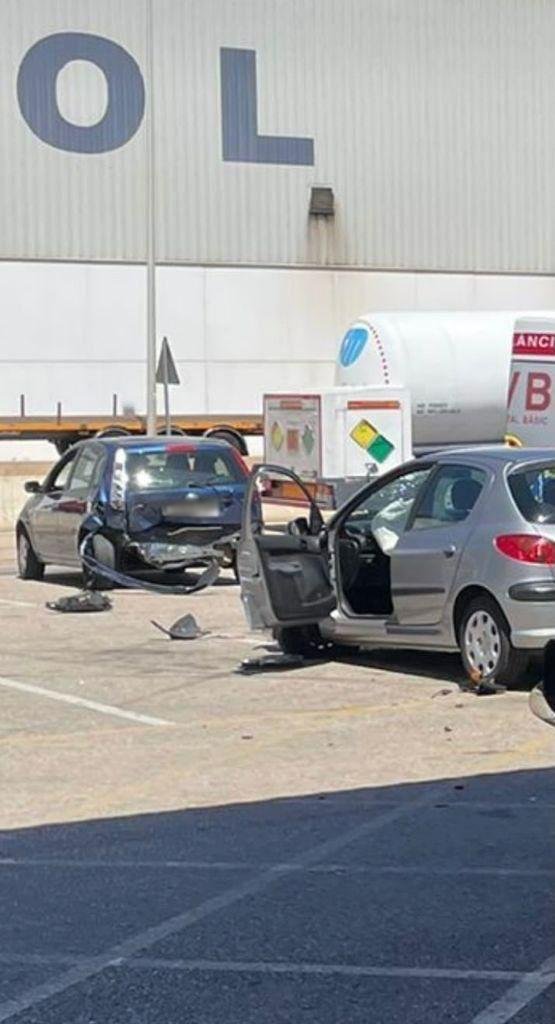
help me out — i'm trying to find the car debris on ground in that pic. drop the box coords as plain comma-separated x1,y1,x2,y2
151,613,207,640
46,591,113,613
236,653,305,674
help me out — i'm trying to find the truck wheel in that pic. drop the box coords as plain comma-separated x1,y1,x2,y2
95,427,131,440
205,428,248,455
54,437,79,456
17,528,45,581
458,596,534,688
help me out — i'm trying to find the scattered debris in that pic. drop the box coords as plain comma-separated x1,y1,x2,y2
459,678,507,696
454,784,465,791
236,653,305,674
151,614,207,641
46,591,113,613
476,680,507,696
432,688,453,699
444,725,453,733
241,734,253,740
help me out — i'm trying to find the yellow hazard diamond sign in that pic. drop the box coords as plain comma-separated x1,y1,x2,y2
351,418,395,464
270,421,284,452
350,419,378,450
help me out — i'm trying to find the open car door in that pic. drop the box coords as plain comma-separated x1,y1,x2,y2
238,465,336,631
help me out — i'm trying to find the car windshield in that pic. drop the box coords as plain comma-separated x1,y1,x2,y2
508,462,555,524
125,447,244,492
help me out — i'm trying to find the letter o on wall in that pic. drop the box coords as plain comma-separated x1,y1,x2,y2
17,33,145,153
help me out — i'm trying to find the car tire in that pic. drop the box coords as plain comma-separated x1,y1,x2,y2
458,596,534,689
232,552,240,582
81,534,118,591
16,527,45,581
273,625,343,659
218,544,239,580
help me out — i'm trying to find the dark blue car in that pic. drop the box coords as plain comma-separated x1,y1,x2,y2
16,436,252,585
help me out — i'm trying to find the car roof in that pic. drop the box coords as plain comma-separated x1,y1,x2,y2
79,435,235,451
429,445,555,467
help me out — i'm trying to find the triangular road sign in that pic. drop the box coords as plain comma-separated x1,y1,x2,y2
156,337,180,386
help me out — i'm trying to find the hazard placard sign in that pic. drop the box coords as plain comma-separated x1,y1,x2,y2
263,394,321,479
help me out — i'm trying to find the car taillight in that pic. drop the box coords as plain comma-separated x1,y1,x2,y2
494,534,555,565
229,449,250,477
110,447,127,510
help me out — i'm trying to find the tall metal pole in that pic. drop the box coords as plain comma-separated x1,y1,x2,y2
145,0,157,435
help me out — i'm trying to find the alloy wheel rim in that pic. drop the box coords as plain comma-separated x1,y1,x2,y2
463,610,501,678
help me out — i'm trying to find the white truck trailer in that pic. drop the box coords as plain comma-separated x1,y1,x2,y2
264,311,555,505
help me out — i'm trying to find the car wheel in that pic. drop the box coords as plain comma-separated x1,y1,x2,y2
81,534,117,591
17,528,45,581
458,596,532,688
273,625,342,659
226,550,239,582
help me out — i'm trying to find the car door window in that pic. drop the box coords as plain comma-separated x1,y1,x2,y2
344,468,433,549
336,467,432,616
409,465,487,531
44,451,77,493
66,448,104,495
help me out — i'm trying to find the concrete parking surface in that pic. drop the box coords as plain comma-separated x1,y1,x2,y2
0,561,554,1023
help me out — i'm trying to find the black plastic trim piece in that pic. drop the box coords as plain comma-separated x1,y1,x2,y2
392,586,446,597
508,582,555,602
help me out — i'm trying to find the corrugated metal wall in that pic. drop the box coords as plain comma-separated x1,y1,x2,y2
1,0,555,271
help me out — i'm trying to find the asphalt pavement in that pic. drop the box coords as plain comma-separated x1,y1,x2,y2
0,563,554,1023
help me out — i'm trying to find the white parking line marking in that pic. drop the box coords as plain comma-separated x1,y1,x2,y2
121,958,532,983
0,951,528,983
0,597,38,608
0,786,444,1022
0,676,173,727
0,858,552,879
469,953,555,1023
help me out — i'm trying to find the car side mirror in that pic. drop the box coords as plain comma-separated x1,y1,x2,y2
287,516,310,537
24,480,41,494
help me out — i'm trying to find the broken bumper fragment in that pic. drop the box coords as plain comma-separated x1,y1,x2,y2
131,536,238,570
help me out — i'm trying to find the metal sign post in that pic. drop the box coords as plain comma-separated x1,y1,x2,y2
145,0,157,436
156,336,181,434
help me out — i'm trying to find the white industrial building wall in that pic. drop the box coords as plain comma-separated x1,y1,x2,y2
1,0,555,271
4,262,555,418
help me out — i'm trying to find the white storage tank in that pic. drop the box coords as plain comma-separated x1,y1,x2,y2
334,312,554,447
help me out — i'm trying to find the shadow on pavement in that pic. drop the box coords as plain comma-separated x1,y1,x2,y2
1,767,554,1023
336,647,466,685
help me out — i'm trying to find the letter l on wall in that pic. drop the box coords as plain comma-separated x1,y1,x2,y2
220,48,314,165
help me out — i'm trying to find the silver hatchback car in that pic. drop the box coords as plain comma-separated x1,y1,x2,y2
238,448,555,686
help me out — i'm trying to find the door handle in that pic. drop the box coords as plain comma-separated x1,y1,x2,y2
443,545,457,558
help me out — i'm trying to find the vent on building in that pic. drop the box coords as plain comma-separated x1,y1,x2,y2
309,186,335,217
